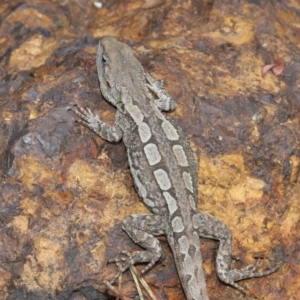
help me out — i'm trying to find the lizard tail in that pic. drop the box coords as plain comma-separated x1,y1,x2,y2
168,227,209,300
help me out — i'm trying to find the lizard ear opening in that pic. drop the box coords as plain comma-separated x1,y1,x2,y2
106,79,111,88
102,54,108,63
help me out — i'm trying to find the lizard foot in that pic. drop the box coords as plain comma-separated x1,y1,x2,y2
108,250,160,284
218,259,280,293
71,106,101,132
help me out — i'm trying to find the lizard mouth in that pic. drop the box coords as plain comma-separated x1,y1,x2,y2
96,40,115,102
96,43,107,88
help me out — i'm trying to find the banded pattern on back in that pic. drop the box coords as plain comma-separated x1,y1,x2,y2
124,98,197,220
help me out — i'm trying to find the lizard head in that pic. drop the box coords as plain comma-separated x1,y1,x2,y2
96,36,145,107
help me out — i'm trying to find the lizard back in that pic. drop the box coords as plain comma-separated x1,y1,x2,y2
73,36,280,300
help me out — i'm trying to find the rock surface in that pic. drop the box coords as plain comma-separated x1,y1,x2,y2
0,0,299,299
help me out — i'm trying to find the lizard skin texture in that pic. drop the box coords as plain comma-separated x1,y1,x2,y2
72,36,279,300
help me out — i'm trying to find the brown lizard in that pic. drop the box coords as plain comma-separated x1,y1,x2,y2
72,36,279,300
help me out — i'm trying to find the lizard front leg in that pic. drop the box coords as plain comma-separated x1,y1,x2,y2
145,72,176,111
108,214,167,284
192,212,279,293
72,106,123,142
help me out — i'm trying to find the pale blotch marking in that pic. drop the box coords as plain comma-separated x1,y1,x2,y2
183,171,194,193
172,216,184,233
172,145,188,167
178,235,189,255
144,198,155,208
163,192,178,215
138,122,151,143
189,194,196,210
144,143,161,166
192,214,200,229
162,120,179,141
129,104,144,123
153,168,171,190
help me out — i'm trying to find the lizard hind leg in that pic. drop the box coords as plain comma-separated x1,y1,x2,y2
108,214,167,284
193,211,279,293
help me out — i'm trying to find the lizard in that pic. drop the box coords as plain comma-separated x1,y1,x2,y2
72,36,279,300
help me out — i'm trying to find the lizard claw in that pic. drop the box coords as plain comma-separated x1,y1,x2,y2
71,105,102,132
71,105,92,120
